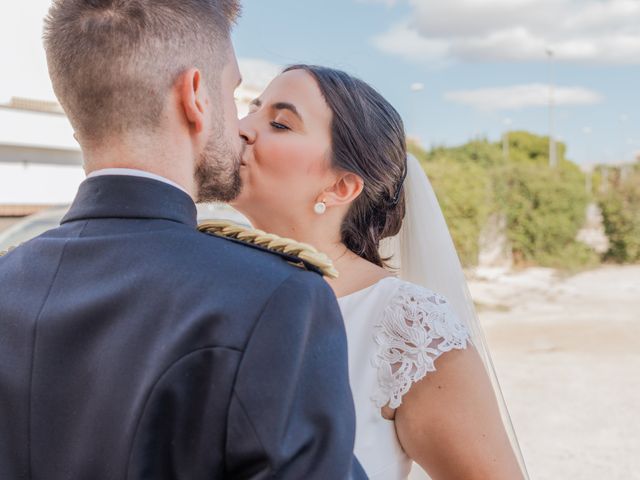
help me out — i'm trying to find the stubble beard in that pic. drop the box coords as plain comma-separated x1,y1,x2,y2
195,127,243,203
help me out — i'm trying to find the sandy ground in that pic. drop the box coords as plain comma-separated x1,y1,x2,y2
410,265,640,480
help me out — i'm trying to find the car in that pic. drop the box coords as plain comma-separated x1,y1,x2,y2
0,203,250,252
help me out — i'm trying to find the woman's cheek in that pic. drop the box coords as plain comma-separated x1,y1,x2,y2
260,138,311,177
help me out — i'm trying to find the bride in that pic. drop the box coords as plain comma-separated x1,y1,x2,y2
229,65,528,480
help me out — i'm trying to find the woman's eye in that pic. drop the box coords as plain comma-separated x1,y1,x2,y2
270,121,290,131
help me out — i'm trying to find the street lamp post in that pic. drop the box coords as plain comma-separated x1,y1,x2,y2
546,48,557,168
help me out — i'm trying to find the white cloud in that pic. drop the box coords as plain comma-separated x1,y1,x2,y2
373,22,449,64
372,0,640,64
444,83,603,111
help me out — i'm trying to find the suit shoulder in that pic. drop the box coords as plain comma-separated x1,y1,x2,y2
0,246,17,258
197,220,338,279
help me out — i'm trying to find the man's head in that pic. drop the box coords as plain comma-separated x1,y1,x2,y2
43,0,244,202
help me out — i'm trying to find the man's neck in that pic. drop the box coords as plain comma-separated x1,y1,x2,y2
82,142,197,200
87,168,191,197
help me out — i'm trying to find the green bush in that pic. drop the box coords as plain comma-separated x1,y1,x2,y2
422,159,492,266
496,162,592,267
409,134,596,269
505,131,567,166
598,165,640,263
427,140,505,168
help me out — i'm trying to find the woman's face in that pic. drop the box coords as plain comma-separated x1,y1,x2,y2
232,69,335,232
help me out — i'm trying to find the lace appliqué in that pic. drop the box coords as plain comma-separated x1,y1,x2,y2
372,283,470,409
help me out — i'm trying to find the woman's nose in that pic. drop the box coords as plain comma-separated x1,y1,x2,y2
239,116,256,144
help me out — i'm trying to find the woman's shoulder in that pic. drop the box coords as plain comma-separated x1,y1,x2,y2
371,277,460,314
385,278,453,306
378,279,471,351
372,278,471,409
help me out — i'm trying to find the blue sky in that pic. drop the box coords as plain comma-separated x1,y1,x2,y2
1,0,637,166
233,0,639,166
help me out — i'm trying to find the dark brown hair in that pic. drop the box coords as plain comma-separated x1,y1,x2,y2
284,65,407,268
43,0,241,143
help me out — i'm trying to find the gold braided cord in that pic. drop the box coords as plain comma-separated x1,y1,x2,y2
0,246,16,257
0,223,341,278
198,220,339,279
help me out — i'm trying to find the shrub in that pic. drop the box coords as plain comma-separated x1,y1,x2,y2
409,134,595,269
597,165,640,263
497,162,593,268
506,130,566,166
422,159,492,266
427,140,505,168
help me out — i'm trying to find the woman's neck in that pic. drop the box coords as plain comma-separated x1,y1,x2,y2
249,215,343,257
246,213,392,297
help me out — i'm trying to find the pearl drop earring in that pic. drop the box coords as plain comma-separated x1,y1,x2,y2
314,201,327,215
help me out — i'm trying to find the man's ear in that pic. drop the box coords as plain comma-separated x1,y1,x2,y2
178,68,208,134
321,172,365,207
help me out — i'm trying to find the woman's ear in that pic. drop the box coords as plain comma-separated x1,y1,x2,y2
322,172,364,207
178,68,208,134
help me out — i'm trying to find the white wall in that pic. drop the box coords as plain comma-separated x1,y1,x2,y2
0,75,264,207
0,163,84,205
0,107,78,151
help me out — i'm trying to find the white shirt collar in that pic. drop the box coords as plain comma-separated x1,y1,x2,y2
86,168,190,196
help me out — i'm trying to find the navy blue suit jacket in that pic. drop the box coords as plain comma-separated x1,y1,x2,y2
0,175,366,479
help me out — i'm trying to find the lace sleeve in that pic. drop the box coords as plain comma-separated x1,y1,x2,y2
372,282,470,409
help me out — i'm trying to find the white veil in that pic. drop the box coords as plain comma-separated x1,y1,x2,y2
379,155,530,478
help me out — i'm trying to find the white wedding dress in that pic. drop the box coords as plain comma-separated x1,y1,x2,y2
338,276,471,480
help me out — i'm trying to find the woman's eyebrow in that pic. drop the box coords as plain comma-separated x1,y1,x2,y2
272,102,303,121
249,98,302,121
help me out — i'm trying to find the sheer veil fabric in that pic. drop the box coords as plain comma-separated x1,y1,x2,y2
379,155,530,478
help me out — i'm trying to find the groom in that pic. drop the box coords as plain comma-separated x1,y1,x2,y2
0,1,365,479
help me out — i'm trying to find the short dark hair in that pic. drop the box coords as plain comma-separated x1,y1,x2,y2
43,0,241,143
284,65,407,268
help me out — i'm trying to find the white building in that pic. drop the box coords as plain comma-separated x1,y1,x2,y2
0,87,264,218
0,97,84,217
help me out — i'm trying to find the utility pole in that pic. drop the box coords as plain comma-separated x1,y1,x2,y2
546,48,557,168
